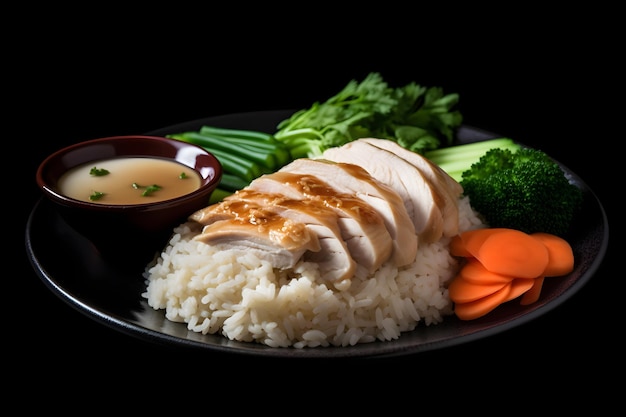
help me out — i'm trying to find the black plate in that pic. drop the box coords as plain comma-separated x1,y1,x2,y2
25,110,609,359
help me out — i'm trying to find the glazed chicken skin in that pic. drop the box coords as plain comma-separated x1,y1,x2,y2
193,189,356,282
189,138,462,283
190,196,321,270
247,171,393,273
280,158,418,267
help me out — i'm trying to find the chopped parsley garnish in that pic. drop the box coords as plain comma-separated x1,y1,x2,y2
90,167,110,176
89,191,105,201
132,183,162,196
142,184,162,196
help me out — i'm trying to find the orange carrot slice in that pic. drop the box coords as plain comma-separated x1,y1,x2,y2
454,228,510,258
530,232,575,276
519,276,545,305
454,282,512,320
450,235,473,257
503,278,536,302
448,274,509,304
449,228,575,318
477,229,549,278
460,258,516,285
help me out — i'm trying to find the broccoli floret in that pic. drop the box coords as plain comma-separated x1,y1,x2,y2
460,147,583,237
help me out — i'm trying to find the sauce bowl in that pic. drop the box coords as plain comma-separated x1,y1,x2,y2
36,135,222,267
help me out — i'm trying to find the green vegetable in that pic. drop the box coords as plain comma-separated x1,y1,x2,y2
89,167,109,176
168,132,275,170
141,184,162,197
273,72,463,158
168,125,293,202
425,138,522,182
207,147,263,183
458,147,584,237
199,125,278,143
219,173,250,192
208,188,232,205
89,191,105,201
132,183,162,196
169,133,261,183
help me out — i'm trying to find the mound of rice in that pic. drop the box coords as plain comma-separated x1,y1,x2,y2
142,196,485,348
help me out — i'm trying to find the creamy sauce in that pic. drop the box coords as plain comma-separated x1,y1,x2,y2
58,157,201,204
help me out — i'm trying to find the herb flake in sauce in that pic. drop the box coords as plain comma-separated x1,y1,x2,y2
89,167,110,176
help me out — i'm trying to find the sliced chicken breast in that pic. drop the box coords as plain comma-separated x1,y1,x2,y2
359,138,463,238
192,200,320,270
322,140,446,243
280,158,418,266
232,189,357,281
193,189,356,282
248,171,393,272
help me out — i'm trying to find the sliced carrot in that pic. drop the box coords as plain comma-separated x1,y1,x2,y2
519,276,545,305
503,278,536,302
449,228,575,318
450,235,473,257
460,258,516,285
454,282,512,320
448,274,509,304
454,228,510,258
477,229,549,279
530,232,575,276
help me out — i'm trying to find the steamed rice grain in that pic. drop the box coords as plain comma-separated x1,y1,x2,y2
142,195,485,348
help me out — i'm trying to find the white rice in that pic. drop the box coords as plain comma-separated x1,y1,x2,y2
142,195,485,348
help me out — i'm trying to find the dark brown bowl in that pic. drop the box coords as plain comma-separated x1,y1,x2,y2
36,135,222,267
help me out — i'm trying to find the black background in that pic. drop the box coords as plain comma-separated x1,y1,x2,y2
14,16,618,403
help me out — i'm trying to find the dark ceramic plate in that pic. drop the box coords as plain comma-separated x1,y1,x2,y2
25,110,609,359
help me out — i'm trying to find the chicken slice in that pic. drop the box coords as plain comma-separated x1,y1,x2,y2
322,139,446,243
359,138,463,238
280,158,418,266
248,171,393,272
192,200,320,270
231,189,357,281
193,190,356,282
